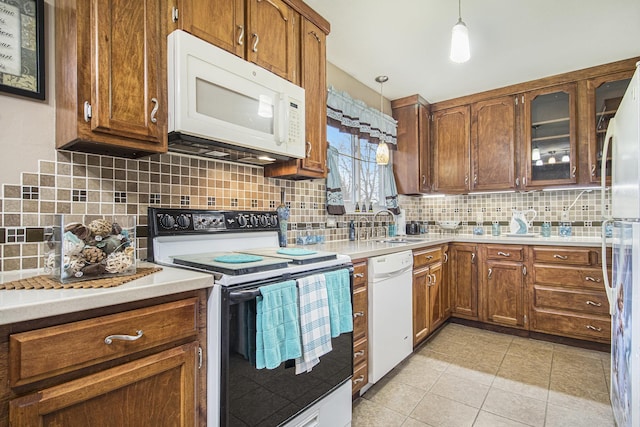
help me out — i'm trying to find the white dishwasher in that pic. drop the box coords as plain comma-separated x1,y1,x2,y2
367,249,414,385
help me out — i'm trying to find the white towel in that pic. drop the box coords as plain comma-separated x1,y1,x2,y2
295,274,332,374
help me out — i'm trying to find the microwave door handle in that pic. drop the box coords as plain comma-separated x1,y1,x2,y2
277,93,288,146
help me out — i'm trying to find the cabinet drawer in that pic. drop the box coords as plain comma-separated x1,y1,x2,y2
352,359,368,395
353,338,368,368
532,285,610,316
9,298,198,387
413,247,442,269
353,261,367,290
532,247,594,265
534,265,607,290
352,287,367,342
485,245,524,261
531,308,610,343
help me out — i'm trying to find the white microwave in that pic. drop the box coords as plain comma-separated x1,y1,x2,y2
167,30,305,163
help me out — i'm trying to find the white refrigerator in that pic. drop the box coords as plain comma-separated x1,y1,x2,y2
602,61,640,427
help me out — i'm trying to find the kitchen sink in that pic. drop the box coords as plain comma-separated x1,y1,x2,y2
376,237,426,244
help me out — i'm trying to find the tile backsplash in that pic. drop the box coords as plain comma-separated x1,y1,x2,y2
0,150,609,271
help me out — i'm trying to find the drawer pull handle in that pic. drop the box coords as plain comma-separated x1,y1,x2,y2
553,254,568,260
354,273,365,278
585,276,601,283
104,330,144,345
497,251,510,257
586,325,602,332
425,255,434,260
353,375,365,384
586,300,602,307
353,311,365,318
354,350,365,358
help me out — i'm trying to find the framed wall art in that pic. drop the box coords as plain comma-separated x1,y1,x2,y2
0,0,45,100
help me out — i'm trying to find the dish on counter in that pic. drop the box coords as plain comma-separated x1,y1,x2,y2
437,221,460,230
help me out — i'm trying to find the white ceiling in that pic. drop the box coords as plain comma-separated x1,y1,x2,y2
304,0,640,103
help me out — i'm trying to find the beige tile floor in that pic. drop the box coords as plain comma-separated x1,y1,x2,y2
352,323,614,427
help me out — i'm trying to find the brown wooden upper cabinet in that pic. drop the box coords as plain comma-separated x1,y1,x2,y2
471,96,518,191
392,95,431,194
172,0,300,84
521,83,578,189
432,106,471,193
584,71,634,186
55,0,168,158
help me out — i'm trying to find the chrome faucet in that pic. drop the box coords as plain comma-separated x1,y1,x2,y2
357,216,373,240
373,209,396,237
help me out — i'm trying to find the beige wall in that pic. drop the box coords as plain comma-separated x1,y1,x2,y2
327,62,392,116
0,1,57,196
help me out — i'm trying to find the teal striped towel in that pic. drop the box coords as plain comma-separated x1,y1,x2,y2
255,281,302,369
295,274,332,374
324,269,353,337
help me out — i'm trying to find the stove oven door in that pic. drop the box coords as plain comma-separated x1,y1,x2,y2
220,267,353,426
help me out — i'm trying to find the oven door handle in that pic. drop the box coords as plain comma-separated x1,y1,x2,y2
229,289,261,303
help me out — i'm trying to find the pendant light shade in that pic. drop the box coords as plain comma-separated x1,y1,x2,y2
561,153,570,163
375,75,390,165
450,0,470,63
532,147,541,161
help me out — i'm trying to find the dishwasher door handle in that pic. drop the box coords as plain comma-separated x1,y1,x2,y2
370,265,413,281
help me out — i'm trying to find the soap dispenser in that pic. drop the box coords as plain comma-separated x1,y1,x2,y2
349,220,356,241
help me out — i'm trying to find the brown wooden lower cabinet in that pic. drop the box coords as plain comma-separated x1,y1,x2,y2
10,342,198,426
449,243,478,320
0,291,207,427
351,259,369,396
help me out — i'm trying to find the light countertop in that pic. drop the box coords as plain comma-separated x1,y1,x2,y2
306,233,607,260
0,262,213,326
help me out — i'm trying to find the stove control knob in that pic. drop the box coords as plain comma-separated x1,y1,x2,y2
177,214,191,229
250,215,259,227
237,215,248,227
159,214,175,229
259,215,269,227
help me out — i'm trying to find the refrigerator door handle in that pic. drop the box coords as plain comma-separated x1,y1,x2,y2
601,219,615,315
600,118,615,315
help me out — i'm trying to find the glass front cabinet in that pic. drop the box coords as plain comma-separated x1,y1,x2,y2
522,83,578,189
586,72,633,185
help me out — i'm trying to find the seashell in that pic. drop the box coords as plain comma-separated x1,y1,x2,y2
96,235,124,254
82,246,106,263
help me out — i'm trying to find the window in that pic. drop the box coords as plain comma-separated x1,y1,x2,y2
327,124,385,212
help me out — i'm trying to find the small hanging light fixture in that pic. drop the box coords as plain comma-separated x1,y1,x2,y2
375,75,390,165
450,0,470,63
561,151,570,163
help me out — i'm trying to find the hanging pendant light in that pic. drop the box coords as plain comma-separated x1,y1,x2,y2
450,0,470,63
561,152,570,163
375,76,390,165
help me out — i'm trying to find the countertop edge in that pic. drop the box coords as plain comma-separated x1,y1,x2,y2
0,262,214,326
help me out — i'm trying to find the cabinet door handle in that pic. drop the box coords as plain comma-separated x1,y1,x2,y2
353,311,364,318
586,325,602,332
553,254,568,260
522,266,527,276
522,176,526,187
427,274,432,284
431,274,437,285
585,276,601,282
150,98,159,124
497,251,510,257
444,253,448,263
309,30,321,43
353,375,365,384
171,6,179,22
252,33,259,52
237,25,244,45
83,101,92,122
571,166,577,178
354,350,365,358
422,175,426,185
515,177,520,187
586,300,602,307
354,273,364,278
471,253,476,263
306,141,312,158
105,330,144,345
591,164,596,177
464,174,469,186
474,174,478,185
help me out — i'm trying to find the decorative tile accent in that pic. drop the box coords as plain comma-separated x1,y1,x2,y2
180,195,190,206
7,228,25,243
149,194,161,204
72,189,87,202
251,199,258,208
231,198,238,207
207,197,216,207
114,192,127,203
22,186,39,200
